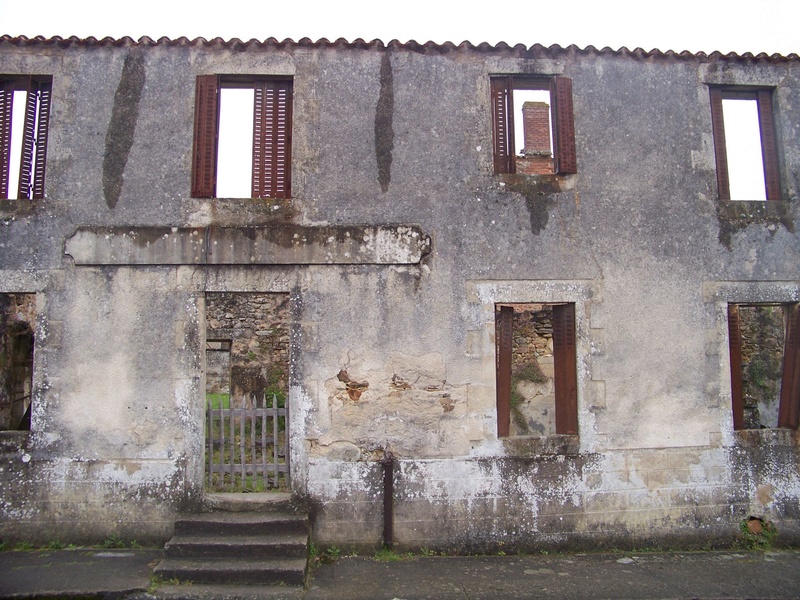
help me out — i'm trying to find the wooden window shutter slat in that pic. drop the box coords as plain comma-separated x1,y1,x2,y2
551,76,577,175
756,89,781,201
491,77,514,174
727,304,745,430
31,78,51,200
0,81,13,199
191,75,219,198
709,88,731,201
496,305,513,437
553,303,578,435
778,304,800,429
17,76,37,199
274,79,292,199
252,79,292,199
252,82,267,198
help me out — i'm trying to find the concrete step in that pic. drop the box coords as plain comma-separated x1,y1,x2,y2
203,492,294,513
154,557,307,586
174,512,308,537
165,533,307,559
154,583,304,599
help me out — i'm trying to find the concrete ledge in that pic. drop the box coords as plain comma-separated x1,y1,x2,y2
65,225,431,266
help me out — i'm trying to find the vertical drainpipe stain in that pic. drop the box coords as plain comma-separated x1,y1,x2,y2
375,51,394,193
103,51,146,209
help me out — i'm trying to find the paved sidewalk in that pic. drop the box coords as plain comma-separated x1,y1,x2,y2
0,548,161,598
306,549,800,599
1,547,799,599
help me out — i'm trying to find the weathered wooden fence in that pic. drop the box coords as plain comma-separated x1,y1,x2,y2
205,393,288,492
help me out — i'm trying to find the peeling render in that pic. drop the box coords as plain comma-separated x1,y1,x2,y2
1,37,800,549
64,225,430,266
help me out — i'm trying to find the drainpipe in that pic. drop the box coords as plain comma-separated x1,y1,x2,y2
381,450,394,548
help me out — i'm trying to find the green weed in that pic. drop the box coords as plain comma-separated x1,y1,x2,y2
374,546,402,562
47,540,64,550
102,534,125,549
738,518,777,550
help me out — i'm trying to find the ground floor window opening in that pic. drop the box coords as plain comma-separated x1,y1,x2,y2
495,302,577,438
0,293,35,431
728,303,800,430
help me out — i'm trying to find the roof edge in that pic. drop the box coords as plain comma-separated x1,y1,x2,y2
1,35,798,62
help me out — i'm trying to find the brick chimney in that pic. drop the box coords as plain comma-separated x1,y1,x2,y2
516,101,554,175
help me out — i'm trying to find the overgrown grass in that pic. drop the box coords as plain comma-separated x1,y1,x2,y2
206,393,230,409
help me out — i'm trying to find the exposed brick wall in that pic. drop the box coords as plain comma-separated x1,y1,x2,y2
516,101,554,175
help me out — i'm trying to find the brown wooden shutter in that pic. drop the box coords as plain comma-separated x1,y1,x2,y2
778,304,800,429
252,79,293,199
17,77,51,200
551,76,577,175
31,78,51,200
756,89,781,201
727,304,745,430
191,75,219,198
553,303,578,435
709,88,731,201
0,81,13,199
496,305,513,437
491,77,514,174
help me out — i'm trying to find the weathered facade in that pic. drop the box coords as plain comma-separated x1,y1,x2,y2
1,35,799,550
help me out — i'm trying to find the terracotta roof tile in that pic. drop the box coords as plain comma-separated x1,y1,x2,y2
1,35,797,62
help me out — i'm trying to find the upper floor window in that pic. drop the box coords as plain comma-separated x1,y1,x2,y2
0,75,52,200
192,75,293,199
710,87,780,201
490,76,576,176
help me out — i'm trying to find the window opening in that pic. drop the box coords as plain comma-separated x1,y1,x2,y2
0,293,36,431
728,303,800,430
192,76,293,199
1,76,52,200
710,88,780,201
491,76,576,176
216,88,255,198
495,303,577,437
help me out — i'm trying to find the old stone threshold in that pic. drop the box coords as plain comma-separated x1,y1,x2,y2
64,224,431,266
733,427,800,448
502,434,580,457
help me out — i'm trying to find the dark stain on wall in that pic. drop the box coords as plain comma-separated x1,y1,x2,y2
375,52,394,193
496,175,565,235
103,51,146,209
715,200,794,250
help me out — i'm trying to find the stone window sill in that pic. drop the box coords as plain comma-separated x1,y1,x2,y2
502,434,580,457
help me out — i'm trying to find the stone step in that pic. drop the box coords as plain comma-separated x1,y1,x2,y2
203,492,293,513
174,512,308,537
154,557,307,586
165,533,307,559
154,583,303,599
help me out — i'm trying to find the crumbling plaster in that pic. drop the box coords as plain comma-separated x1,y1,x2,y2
0,39,799,547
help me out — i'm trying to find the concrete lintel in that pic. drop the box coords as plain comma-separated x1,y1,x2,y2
64,225,431,266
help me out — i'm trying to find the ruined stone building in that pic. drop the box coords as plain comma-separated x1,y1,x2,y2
1,35,799,550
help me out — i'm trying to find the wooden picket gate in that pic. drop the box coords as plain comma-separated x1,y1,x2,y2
205,393,288,492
